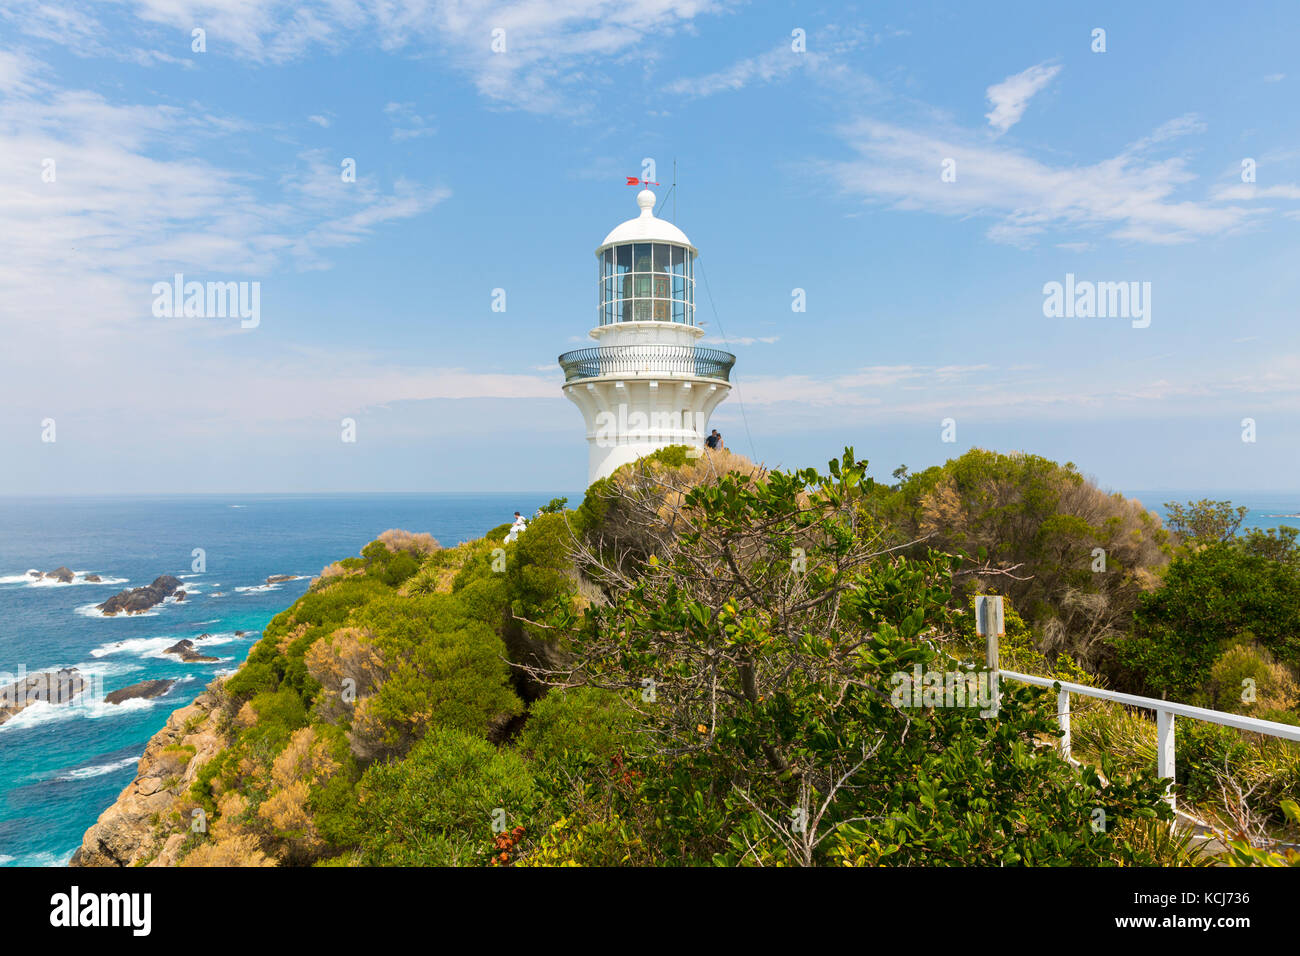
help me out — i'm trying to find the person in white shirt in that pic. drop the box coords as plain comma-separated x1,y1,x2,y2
504,511,528,543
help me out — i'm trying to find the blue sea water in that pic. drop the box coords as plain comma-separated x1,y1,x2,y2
0,493,572,867
1127,491,1300,532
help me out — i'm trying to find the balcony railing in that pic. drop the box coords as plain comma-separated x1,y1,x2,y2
558,345,736,383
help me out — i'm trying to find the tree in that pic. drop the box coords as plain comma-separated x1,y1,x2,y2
891,449,1168,670
1111,542,1300,700
1164,499,1249,545
538,448,1174,865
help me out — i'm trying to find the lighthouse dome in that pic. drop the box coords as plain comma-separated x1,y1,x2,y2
598,189,694,250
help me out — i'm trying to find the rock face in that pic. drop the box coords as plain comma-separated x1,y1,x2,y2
96,575,183,616
45,566,75,583
0,669,86,725
104,679,176,706
162,639,219,663
71,687,229,867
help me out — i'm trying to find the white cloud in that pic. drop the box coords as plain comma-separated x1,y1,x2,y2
665,25,887,100
822,113,1258,246
0,49,43,93
307,113,332,127
4,1,730,115
984,62,1061,134
0,69,454,437
701,335,779,346
666,43,810,98
1210,183,1300,201
383,101,435,142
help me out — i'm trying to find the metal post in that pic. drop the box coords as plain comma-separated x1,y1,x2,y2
985,629,999,717
1156,709,1176,811
1057,688,1071,761
977,596,1003,718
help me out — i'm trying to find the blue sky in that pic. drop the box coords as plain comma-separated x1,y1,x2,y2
1,1,1298,496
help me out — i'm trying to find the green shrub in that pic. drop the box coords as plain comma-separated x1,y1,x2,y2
517,688,639,767
352,725,537,865
1176,721,1251,803
346,594,522,757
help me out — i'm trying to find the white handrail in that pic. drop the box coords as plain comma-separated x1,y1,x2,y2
1000,670,1300,742
1000,668,1300,812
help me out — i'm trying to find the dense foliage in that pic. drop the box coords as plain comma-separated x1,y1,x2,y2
141,447,1296,867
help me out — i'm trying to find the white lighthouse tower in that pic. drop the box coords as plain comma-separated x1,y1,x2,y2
559,189,735,486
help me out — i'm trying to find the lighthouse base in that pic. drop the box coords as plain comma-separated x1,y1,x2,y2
562,376,730,486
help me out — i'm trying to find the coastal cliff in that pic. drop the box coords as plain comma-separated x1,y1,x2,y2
71,685,232,867
66,449,1297,867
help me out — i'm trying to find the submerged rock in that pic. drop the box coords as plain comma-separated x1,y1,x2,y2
104,680,176,706
96,575,183,616
161,639,219,663
0,668,86,725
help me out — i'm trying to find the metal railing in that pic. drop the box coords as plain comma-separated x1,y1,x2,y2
998,668,1300,811
558,345,736,383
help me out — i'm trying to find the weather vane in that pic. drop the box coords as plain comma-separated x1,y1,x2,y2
625,176,660,186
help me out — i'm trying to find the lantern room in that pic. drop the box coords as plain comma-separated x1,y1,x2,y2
595,189,696,327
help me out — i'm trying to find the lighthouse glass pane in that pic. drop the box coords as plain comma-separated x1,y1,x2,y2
633,244,652,272
653,244,670,273
672,276,684,298
602,248,612,278
616,244,631,275
654,299,669,321
671,245,684,274
672,300,685,323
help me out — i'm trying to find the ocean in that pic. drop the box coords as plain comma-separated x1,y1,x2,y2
0,489,1294,868
0,493,572,867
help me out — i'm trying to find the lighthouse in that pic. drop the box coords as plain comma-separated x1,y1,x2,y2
558,189,735,486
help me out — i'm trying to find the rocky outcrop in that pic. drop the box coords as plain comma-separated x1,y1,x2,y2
174,590,186,602
96,575,183,616
27,567,79,582
265,574,296,584
104,679,176,706
0,668,86,725
84,573,102,583
162,639,219,663
70,686,230,867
